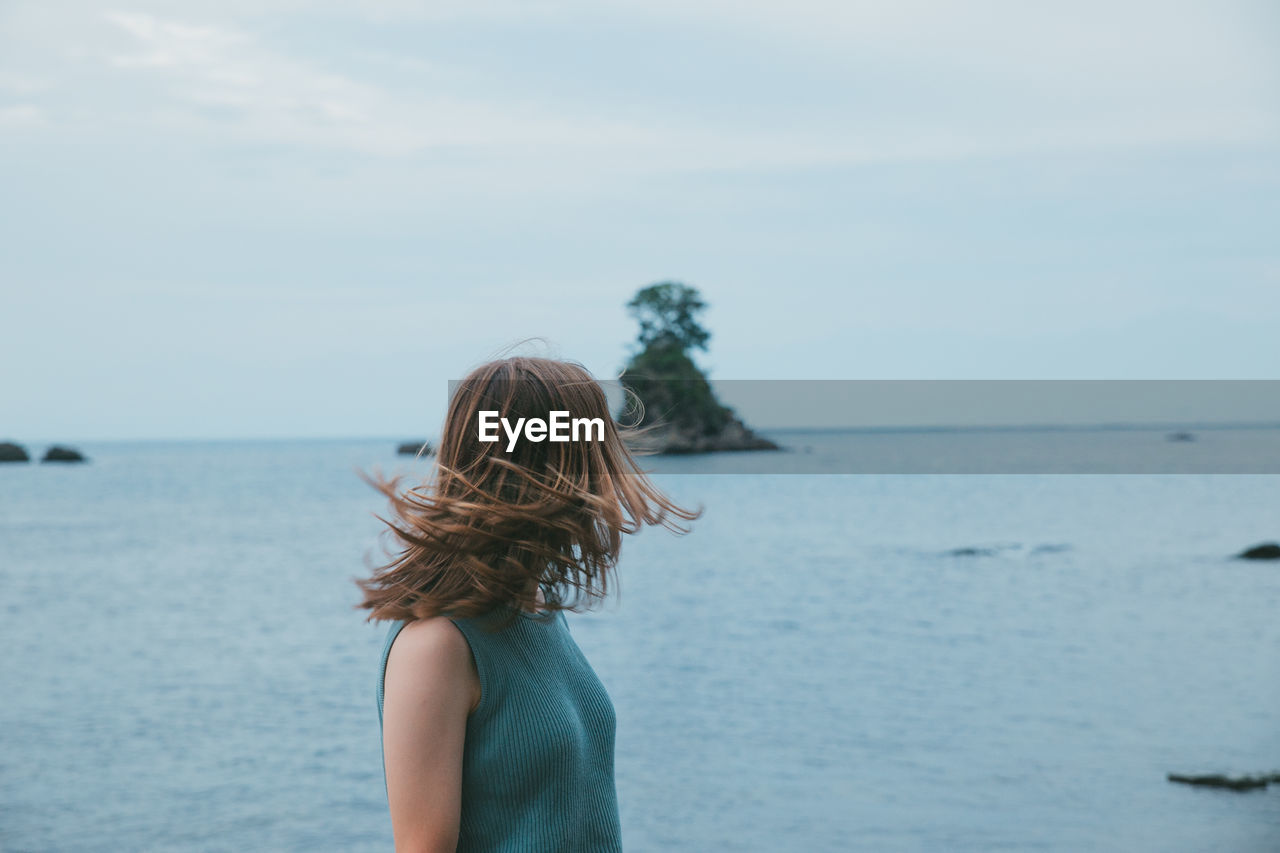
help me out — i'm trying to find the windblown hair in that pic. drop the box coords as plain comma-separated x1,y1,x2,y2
357,356,701,627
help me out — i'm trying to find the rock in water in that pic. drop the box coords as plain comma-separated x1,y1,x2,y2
0,442,30,463
619,346,779,455
397,441,434,457
946,546,999,557
41,446,87,463
645,413,780,454
1167,773,1270,791
618,283,781,456
1236,542,1280,560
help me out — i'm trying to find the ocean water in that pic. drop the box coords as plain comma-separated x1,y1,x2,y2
1,434,1278,852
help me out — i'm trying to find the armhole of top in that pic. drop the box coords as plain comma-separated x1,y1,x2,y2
377,620,409,728
448,618,490,719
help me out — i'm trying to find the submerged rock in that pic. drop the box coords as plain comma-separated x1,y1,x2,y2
1166,431,1196,442
0,442,30,463
397,441,435,457
944,543,1025,558
1167,773,1275,791
946,546,1000,558
1236,542,1280,560
41,445,87,463
1029,543,1072,555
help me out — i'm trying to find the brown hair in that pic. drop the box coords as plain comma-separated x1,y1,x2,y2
356,356,701,627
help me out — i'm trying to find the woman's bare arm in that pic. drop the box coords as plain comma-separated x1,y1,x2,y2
382,617,480,853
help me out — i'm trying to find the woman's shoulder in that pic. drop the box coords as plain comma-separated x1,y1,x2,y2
389,616,471,664
385,616,482,714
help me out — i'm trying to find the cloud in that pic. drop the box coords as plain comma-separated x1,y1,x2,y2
3,1,1276,179
0,71,53,94
95,9,711,166
100,11,441,154
639,0,1280,143
0,104,47,126
94,2,1276,168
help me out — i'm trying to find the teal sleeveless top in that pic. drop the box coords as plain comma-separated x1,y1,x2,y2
377,604,623,852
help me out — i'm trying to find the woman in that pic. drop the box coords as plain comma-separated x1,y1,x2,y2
359,356,699,852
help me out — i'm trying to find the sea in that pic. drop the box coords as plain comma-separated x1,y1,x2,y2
1,429,1278,852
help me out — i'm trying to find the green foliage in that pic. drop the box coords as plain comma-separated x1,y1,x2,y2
626,281,710,354
622,342,732,435
621,283,732,436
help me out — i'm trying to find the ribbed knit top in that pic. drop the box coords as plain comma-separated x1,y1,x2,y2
377,603,622,852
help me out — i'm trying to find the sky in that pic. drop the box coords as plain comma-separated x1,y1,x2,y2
1,1,1277,440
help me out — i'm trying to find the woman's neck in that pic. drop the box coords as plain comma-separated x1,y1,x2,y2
522,581,549,614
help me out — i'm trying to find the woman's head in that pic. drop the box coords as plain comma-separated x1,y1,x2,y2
357,356,700,624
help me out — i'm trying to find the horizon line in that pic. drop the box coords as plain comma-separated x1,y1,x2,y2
7,418,1280,445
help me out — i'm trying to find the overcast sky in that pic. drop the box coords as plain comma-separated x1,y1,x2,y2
2,1,1277,440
